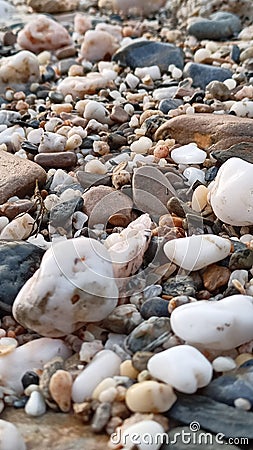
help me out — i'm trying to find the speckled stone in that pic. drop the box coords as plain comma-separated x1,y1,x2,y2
124,316,171,354
162,275,197,297
229,248,253,270
211,142,253,165
188,12,241,40
140,298,169,319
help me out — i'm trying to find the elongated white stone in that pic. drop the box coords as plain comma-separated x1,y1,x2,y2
171,143,207,164
148,345,212,394
0,420,26,450
25,391,46,417
12,237,118,337
209,157,253,225
163,234,231,271
72,349,121,403
171,295,253,350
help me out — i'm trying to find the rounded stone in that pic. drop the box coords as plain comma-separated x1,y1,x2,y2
140,298,169,320
125,380,177,413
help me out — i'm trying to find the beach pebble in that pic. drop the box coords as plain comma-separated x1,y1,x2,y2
25,390,46,416
12,237,118,337
72,350,121,403
164,234,231,271
191,185,208,212
126,380,177,413
35,152,77,168
209,157,253,225
0,419,26,450
17,15,72,53
80,30,118,62
0,213,35,240
38,132,66,153
27,0,79,13
49,370,72,412
148,345,212,394
117,419,165,450
188,12,241,40
84,100,110,124
183,63,232,90
212,356,237,372
85,159,107,174
130,136,153,154
0,51,40,90
183,167,205,185
171,143,206,164
171,295,253,350
57,74,111,99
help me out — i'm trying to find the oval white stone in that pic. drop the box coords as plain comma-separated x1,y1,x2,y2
171,295,253,350
0,419,26,450
25,391,46,417
125,380,177,413
120,420,165,450
72,349,121,403
171,143,207,164
212,356,236,372
163,234,231,271
147,345,212,394
209,157,253,225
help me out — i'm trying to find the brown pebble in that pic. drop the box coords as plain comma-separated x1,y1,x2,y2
55,45,77,60
49,369,73,412
34,151,77,168
0,199,35,220
3,31,16,46
110,105,129,124
202,264,231,292
108,213,131,228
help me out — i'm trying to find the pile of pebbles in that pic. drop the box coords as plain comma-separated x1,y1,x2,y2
1,0,253,448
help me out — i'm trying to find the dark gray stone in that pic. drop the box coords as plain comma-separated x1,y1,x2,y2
187,12,241,41
168,394,253,438
162,275,197,297
159,99,183,114
160,426,240,449
112,41,185,72
50,197,84,231
212,142,253,165
0,240,44,313
140,297,169,319
229,247,253,270
183,63,232,90
76,171,111,190
124,316,171,354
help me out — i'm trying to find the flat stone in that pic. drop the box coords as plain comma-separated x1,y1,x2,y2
155,114,253,149
132,166,176,220
211,141,253,164
168,394,253,439
0,199,35,220
159,98,183,114
0,150,46,203
57,75,112,99
162,275,197,297
188,12,241,40
27,0,79,13
76,171,111,189
183,63,232,89
1,408,108,450
112,40,185,73
160,426,240,449
0,240,44,313
229,247,253,270
35,152,77,168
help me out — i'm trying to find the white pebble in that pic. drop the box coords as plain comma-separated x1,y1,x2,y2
183,167,206,185
171,143,206,164
79,340,103,363
92,378,116,400
27,128,43,144
118,420,165,450
65,134,82,150
125,73,139,89
234,397,251,410
228,270,248,288
135,65,161,81
85,159,107,174
194,48,211,63
130,136,152,154
99,386,117,403
129,115,139,127
25,391,46,417
0,213,35,240
172,67,182,79
0,420,26,450
72,211,88,230
84,100,109,124
223,78,236,90
0,216,9,232
192,185,208,212
240,234,253,243
212,356,236,372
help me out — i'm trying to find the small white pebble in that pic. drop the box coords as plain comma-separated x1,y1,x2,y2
240,234,253,243
125,73,139,89
65,134,82,151
130,136,152,154
212,356,236,372
223,78,236,90
72,211,88,230
25,391,46,417
234,397,251,410
85,159,107,174
194,48,211,63
37,51,51,65
124,103,135,115
0,216,9,232
129,115,139,127
99,386,117,403
172,67,182,79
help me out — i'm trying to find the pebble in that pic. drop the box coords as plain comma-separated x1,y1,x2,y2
0,419,26,450
0,50,40,90
102,304,142,334
171,143,206,164
112,40,185,73
38,132,66,154
12,237,118,337
49,370,72,412
212,141,253,165
28,0,79,13
105,0,166,15
126,380,177,413
17,16,72,53
148,345,212,394
57,74,112,99
188,12,241,40
116,419,165,450
171,294,253,350
183,63,232,90
120,360,139,379
209,157,253,225
0,213,35,240
202,264,231,292
130,136,153,154
229,247,253,270
140,298,169,320
25,390,47,417
72,350,121,403
35,152,77,168
81,30,118,62
163,275,197,297
85,159,107,174
164,234,231,271
124,317,171,354
212,356,237,372
21,371,40,390
84,100,110,124
91,402,111,433
191,185,208,212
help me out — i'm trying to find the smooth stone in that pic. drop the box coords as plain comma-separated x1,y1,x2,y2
168,394,253,439
155,114,253,149
171,294,253,350
188,12,241,40
17,16,72,53
164,234,231,272
38,132,66,153
205,81,231,101
0,338,70,394
183,167,205,186
116,420,165,450
35,152,77,168
212,142,253,164
0,240,44,313
72,350,121,403
49,370,72,412
124,317,171,354
101,304,143,334
0,1,15,17
162,275,197,297
125,380,177,413
203,365,253,407
49,197,83,232
171,143,206,164
159,99,183,114
133,166,176,219
25,391,46,417
27,0,79,13
112,40,185,73
84,100,110,124
212,356,236,373
202,264,231,292
209,157,253,225
0,51,39,90
91,401,111,433
57,74,112,99
183,63,232,90
229,248,253,270
140,298,169,319
0,419,26,450
21,371,40,390
0,213,35,240
13,237,118,337
160,426,240,449
191,185,208,212
0,150,46,203
76,171,111,189
148,345,213,394
80,30,118,62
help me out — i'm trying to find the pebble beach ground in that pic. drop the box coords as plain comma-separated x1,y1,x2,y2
1,0,253,449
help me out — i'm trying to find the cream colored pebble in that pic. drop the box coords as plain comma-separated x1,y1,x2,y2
85,159,107,174
65,134,82,150
92,378,116,399
192,185,208,212
120,360,139,379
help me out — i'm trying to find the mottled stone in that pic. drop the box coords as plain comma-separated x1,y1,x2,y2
188,12,241,40
183,63,232,90
140,298,169,319
124,317,171,354
35,152,77,168
0,51,40,90
57,74,113,99
49,370,73,413
202,264,230,292
0,240,44,313
80,30,118,63
76,171,111,189
0,200,35,221
162,275,197,297
0,150,46,203
155,114,253,149
101,304,143,334
229,248,253,270
112,40,185,73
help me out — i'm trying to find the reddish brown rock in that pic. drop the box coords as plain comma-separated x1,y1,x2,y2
110,105,129,124
0,199,35,220
0,151,46,204
34,152,77,168
202,264,231,292
155,113,253,148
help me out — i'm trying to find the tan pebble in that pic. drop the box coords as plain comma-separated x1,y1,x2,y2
235,353,253,367
137,370,152,383
0,337,17,355
111,402,130,419
120,360,139,379
108,213,131,228
192,185,208,212
154,145,169,159
125,380,177,413
85,159,107,174
65,133,82,150
51,103,73,114
68,65,84,77
115,385,127,402
92,378,116,400
99,386,117,403
49,369,72,412
93,140,110,155
159,214,173,227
